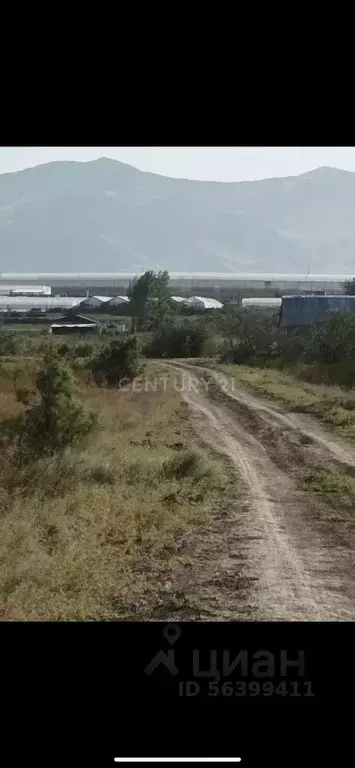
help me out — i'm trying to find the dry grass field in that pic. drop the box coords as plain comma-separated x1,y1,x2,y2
0,362,225,620
1,343,354,622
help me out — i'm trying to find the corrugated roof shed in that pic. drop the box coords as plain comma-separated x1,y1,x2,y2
279,295,355,327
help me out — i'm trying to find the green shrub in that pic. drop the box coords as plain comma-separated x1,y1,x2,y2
90,336,141,387
163,447,214,482
277,334,307,364
144,323,208,358
220,339,255,364
307,313,355,365
0,329,18,356
74,342,94,358
57,343,71,357
123,457,161,486
219,308,281,365
0,351,96,461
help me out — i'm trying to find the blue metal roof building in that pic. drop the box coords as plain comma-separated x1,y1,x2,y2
279,295,355,329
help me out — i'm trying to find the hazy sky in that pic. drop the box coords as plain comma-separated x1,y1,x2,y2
1,147,355,182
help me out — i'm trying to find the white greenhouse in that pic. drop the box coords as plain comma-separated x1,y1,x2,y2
186,296,224,310
80,295,113,308
106,296,130,306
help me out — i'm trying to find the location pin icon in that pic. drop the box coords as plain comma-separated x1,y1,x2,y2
162,623,181,645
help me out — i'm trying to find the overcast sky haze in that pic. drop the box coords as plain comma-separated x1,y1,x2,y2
1,147,355,182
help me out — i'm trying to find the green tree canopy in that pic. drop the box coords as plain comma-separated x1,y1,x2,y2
344,278,355,295
127,270,171,331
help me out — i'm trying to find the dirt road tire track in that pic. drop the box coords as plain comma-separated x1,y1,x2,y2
167,362,355,621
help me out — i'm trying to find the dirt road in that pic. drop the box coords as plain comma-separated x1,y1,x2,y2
167,362,355,621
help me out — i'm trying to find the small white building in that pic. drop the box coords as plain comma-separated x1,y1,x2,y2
170,296,187,304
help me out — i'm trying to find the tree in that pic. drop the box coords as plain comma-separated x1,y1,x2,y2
4,351,96,459
127,270,171,332
344,278,355,295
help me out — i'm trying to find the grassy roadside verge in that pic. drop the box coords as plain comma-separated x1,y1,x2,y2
302,469,355,494
0,363,228,620
192,361,355,512
301,470,355,519
202,362,355,438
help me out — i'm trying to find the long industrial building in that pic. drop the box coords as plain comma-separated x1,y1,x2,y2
0,284,51,296
0,272,353,296
0,296,85,312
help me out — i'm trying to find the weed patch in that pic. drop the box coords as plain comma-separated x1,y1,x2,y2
303,471,355,495
163,447,215,482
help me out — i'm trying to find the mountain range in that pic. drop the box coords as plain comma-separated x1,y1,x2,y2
0,158,354,273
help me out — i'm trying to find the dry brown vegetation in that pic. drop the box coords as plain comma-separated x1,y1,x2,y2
0,362,226,620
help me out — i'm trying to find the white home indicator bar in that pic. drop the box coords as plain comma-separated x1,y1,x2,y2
114,760,242,764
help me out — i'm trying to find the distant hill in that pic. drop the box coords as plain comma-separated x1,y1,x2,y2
0,159,355,273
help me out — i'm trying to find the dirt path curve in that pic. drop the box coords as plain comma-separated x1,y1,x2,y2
167,362,355,621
